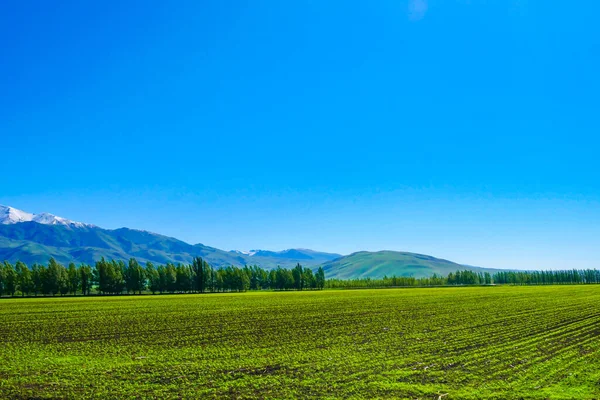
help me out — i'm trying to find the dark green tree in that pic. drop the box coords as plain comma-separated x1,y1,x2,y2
3,261,17,296
303,267,315,290
67,262,80,295
165,263,177,293
192,257,205,293
31,264,43,295
45,258,65,296
16,261,33,296
126,258,146,294
0,262,6,296
145,262,160,294
175,264,193,292
79,264,93,295
315,267,326,290
95,258,109,294
292,263,304,290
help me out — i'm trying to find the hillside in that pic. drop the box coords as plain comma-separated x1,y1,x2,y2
321,250,500,279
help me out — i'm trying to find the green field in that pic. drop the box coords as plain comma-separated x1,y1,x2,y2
1,286,600,399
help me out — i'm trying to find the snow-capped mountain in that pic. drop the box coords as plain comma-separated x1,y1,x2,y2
0,205,34,224
0,205,91,228
231,250,260,256
229,248,342,261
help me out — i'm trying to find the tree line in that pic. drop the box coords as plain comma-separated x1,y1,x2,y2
492,269,600,285
2,259,600,297
0,257,326,297
326,269,600,288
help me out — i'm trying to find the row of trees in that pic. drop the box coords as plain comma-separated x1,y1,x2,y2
325,269,600,289
0,258,326,297
3,259,600,296
326,270,495,289
0,259,93,297
326,274,448,289
492,269,600,285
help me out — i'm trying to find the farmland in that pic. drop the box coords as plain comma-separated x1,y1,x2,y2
1,286,600,399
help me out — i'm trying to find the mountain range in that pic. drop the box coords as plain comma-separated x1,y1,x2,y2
1,205,92,228
0,205,502,278
0,205,340,269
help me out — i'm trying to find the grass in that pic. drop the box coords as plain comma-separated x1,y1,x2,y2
1,286,600,399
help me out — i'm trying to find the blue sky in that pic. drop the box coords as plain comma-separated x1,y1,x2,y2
1,1,599,269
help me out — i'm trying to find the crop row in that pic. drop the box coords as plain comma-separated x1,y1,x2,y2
1,286,599,399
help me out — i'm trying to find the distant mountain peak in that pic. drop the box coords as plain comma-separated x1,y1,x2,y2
0,205,34,224
0,205,92,228
229,248,342,261
231,250,259,256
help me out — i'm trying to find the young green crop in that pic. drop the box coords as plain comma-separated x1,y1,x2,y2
1,286,599,399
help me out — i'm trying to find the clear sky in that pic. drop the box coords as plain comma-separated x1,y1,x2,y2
1,1,599,270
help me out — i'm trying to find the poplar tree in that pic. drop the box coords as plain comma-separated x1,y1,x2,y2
0,262,5,297
4,261,17,296
192,257,204,293
146,262,160,294
68,263,80,295
315,267,326,290
16,261,32,296
31,264,43,295
46,258,65,295
126,258,145,294
79,264,93,295
292,263,303,290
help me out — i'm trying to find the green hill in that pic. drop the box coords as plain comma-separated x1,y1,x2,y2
321,250,500,279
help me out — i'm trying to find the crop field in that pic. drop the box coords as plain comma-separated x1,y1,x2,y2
1,286,600,399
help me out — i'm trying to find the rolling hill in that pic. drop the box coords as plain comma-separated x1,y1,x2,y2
321,250,501,279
